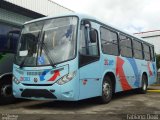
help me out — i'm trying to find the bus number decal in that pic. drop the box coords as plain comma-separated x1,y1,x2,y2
20,77,30,81
104,59,114,66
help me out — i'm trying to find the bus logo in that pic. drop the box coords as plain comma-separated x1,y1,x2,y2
34,78,38,83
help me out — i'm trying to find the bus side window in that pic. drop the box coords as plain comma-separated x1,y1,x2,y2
132,40,143,59
88,29,99,56
79,27,99,56
143,43,151,61
119,34,132,58
100,27,119,56
150,46,155,61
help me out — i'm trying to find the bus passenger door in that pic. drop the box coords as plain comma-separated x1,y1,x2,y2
78,20,101,99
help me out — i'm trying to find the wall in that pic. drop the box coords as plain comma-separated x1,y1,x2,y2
135,30,160,54
4,0,74,16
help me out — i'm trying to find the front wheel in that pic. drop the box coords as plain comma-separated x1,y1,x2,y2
99,76,113,104
0,80,15,105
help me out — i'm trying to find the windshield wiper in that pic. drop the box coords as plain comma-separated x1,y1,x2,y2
40,32,56,67
42,44,56,67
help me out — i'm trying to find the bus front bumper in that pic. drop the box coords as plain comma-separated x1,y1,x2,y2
13,81,76,101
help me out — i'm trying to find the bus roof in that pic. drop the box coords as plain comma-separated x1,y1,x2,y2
24,13,154,47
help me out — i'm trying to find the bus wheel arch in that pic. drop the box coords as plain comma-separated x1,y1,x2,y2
142,72,148,85
139,72,148,94
0,74,15,104
104,72,116,94
99,72,116,104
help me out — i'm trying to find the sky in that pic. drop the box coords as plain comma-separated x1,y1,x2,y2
53,0,160,34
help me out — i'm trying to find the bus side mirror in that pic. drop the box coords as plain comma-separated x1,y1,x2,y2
89,29,97,43
83,20,91,28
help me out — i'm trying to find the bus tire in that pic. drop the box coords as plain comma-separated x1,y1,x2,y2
139,74,148,94
0,78,15,105
99,76,113,104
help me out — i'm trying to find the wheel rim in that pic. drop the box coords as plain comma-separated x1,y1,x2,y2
1,84,12,97
103,82,111,99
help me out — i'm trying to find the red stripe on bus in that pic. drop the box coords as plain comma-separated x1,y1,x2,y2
116,57,132,90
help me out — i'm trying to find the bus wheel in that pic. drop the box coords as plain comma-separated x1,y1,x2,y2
0,79,15,104
99,76,113,104
139,74,148,94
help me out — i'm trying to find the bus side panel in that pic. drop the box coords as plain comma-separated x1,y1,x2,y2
101,55,122,92
140,60,157,86
147,61,157,85
114,56,137,92
101,55,157,93
79,61,102,100
114,56,149,92
101,55,138,93
125,58,143,89
149,61,157,84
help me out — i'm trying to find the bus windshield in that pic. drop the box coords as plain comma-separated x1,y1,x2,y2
15,17,78,67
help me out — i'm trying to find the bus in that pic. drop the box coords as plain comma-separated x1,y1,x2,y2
0,30,20,104
12,14,157,103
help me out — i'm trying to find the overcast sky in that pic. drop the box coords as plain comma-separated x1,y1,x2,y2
53,0,160,34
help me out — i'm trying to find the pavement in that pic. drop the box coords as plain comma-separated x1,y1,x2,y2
0,85,160,120
148,85,160,89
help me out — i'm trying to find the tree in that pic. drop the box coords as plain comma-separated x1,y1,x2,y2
156,54,160,69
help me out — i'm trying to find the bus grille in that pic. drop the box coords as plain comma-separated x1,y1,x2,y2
22,83,53,86
21,89,57,99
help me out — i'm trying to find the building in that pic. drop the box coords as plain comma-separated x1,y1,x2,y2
135,30,160,54
0,0,73,47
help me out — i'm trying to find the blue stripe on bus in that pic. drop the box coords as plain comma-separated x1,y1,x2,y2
39,69,50,81
152,63,156,75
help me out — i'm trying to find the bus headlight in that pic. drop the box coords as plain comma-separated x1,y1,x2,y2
57,71,76,85
13,76,20,84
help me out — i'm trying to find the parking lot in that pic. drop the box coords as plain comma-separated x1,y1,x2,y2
0,86,160,120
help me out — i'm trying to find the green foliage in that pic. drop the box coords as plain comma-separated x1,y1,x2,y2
156,54,160,69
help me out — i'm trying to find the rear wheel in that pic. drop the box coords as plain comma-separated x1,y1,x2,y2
99,76,113,104
0,78,15,104
139,74,148,94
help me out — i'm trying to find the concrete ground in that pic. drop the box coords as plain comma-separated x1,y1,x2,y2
0,86,160,120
